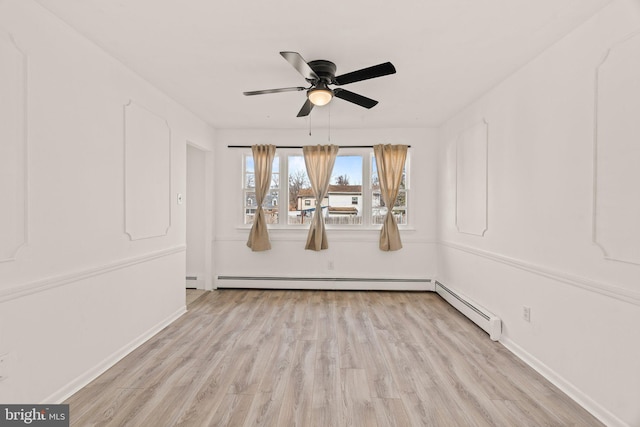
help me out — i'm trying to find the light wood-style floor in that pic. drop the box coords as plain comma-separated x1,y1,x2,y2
186,288,207,306
66,290,603,426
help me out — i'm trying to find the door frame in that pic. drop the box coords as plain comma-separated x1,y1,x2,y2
186,141,214,290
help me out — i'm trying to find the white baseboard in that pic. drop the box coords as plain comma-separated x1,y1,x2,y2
500,336,629,427
43,306,186,404
216,276,434,292
435,281,501,341
185,278,205,290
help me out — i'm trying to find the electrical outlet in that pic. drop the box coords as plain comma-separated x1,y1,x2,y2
523,306,531,322
0,352,9,382
328,261,334,270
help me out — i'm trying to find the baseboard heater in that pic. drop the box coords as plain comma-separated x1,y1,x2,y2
435,281,501,341
217,275,432,291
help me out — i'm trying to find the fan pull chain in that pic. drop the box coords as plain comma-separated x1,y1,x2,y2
328,103,331,142
308,114,312,136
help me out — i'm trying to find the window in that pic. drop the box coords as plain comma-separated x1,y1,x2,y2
286,154,364,225
325,155,363,225
243,149,409,228
287,155,313,225
243,155,279,225
371,155,409,225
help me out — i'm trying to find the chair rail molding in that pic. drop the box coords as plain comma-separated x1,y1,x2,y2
593,31,640,265
439,240,640,306
0,245,186,303
455,118,489,237
123,100,172,241
0,31,28,263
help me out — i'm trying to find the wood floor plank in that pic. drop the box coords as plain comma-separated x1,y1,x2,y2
490,398,562,427
243,328,298,426
401,390,473,427
70,387,148,426
298,291,319,341
208,393,253,426
341,368,378,427
372,397,412,427
315,291,338,355
65,290,604,427
276,339,316,426
257,327,297,394
351,293,400,398
336,303,366,369
93,358,188,427
173,352,250,426
311,351,343,427
242,392,284,427
228,341,277,395
129,356,210,426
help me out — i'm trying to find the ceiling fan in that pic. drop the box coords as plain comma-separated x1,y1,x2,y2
243,51,396,117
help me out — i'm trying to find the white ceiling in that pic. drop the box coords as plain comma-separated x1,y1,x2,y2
35,0,611,129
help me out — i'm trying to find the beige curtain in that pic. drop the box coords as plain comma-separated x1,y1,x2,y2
374,144,408,251
246,144,276,251
303,144,339,251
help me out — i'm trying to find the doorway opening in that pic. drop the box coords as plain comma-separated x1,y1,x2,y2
186,143,210,290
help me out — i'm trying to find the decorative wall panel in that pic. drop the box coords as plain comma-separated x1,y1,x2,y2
0,33,28,262
124,101,171,240
594,33,640,265
456,120,488,236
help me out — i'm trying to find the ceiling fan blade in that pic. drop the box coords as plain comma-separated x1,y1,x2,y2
334,62,396,86
280,51,319,81
333,88,378,109
243,87,306,96
296,98,314,117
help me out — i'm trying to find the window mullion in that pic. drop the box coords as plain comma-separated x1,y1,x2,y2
363,152,372,226
280,154,288,226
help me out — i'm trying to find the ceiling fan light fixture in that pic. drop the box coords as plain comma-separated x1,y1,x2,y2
308,83,333,106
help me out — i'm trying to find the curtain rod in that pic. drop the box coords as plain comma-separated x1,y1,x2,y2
227,145,411,149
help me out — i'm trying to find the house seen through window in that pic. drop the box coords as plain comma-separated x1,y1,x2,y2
288,155,364,225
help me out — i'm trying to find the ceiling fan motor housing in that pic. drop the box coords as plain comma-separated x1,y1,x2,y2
307,60,337,83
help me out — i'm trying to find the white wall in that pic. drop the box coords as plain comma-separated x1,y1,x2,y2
0,0,215,403
437,1,640,425
214,127,437,289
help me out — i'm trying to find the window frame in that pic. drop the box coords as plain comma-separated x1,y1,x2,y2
241,148,411,230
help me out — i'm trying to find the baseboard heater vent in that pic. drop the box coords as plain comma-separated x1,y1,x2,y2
217,276,432,291
435,281,501,341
